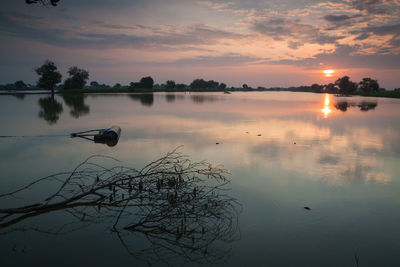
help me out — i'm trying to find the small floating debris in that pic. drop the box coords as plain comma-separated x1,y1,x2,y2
216,142,220,145
245,132,249,134
294,142,296,144
304,206,311,210
257,134,262,136
223,91,231,94
71,126,121,147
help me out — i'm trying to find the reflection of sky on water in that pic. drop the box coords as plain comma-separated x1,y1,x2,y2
1,92,399,187
1,92,400,266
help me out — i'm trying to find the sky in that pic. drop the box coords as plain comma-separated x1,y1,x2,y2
0,0,400,88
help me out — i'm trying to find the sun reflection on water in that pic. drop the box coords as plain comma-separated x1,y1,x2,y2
321,93,332,118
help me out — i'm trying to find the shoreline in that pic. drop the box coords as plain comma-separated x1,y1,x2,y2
1,89,399,99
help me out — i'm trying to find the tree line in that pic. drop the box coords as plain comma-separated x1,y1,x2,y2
0,60,397,95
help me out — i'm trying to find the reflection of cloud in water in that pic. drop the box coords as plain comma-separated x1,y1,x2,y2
116,112,393,185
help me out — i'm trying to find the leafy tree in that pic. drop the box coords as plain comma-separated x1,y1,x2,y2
90,81,100,87
140,76,154,89
324,83,337,93
359,78,379,92
175,83,187,90
129,82,141,90
113,83,121,88
311,83,323,93
335,76,357,95
218,83,227,90
165,80,176,89
206,80,219,89
14,80,27,89
242,84,248,89
63,66,89,90
35,60,62,97
190,79,207,89
190,79,221,89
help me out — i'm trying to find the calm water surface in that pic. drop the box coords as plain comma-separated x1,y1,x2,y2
1,92,400,266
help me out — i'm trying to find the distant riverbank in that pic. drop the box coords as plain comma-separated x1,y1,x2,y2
1,88,400,98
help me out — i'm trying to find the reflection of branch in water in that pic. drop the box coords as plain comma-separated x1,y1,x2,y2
0,148,240,265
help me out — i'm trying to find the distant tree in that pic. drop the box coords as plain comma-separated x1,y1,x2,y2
26,0,60,6
63,66,89,90
113,83,121,88
324,83,337,93
359,78,379,92
218,83,227,90
165,80,176,89
90,81,100,87
335,76,357,95
14,80,27,89
311,83,323,93
242,84,248,89
129,82,142,90
205,80,219,89
35,60,62,97
175,83,187,90
140,76,154,89
190,79,207,89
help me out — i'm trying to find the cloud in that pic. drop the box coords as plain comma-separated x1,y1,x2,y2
250,16,343,47
268,44,400,69
323,14,352,22
0,12,246,50
351,0,399,15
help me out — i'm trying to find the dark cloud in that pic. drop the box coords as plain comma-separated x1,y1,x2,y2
354,33,370,40
364,23,400,36
323,15,351,22
250,17,343,47
351,0,390,14
0,12,246,50
318,155,340,165
167,53,265,67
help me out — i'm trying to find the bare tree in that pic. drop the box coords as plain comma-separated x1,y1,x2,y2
0,148,240,265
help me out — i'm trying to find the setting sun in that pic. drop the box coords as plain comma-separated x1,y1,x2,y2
323,69,335,77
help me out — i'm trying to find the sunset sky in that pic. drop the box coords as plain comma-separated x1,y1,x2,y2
1,0,400,88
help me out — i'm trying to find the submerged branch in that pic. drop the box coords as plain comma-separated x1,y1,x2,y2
0,148,240,265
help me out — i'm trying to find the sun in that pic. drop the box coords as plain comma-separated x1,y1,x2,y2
323,69,335,77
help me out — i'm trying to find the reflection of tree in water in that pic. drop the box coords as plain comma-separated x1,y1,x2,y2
0,149,240,266
129,93,154,107
335,101,378,112
358,101,377,111
191,95,221,104
165,93,176,103
9,93,26,100
61,93,90,118
37,97,63,125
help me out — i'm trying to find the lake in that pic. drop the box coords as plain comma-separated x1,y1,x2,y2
1,92,400,266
